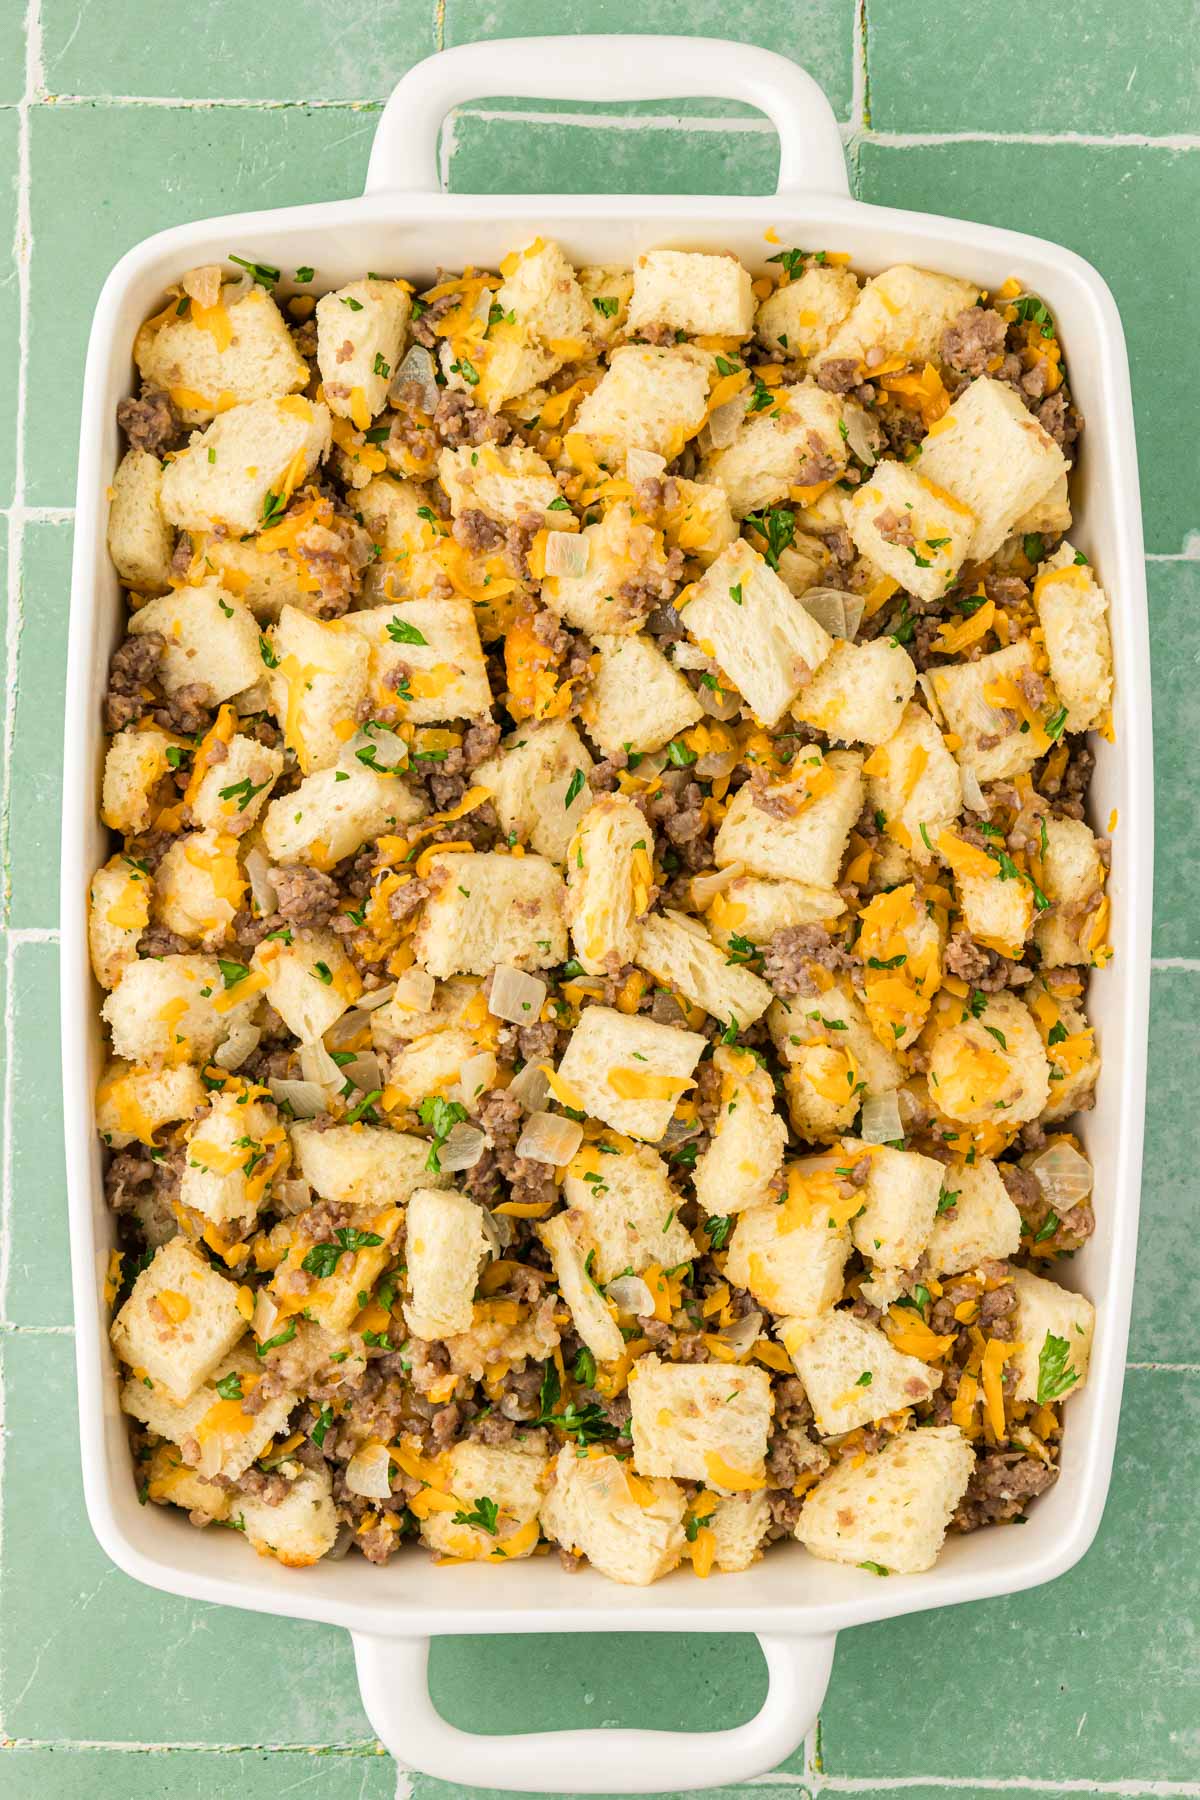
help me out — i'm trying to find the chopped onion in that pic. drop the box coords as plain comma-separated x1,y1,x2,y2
244,846,278,915
607,1273,656,1317
896,1086,922,1130
455,1051,497,1107
707,394,747,448
671,642,709,672
718,1310,764,1356
268,1077,327,1119
300,1039,344,1089
960,765,987,812
626,447,667,484
485,1207,515,1252
659,1112,701,1148
214,1020,261,1071
325,1008,371,1052
488,964,548,1025
183,263,224,308
842,400,882,466
388,967,437,1014
690,861,743,909
252,1287,279,1344
346,725,407,770
274,1177,312,1215
345,1442,394,1501
341,1049,383,1094
508,1061,550,1113
544,531,590,578
800,587,850,637
390,343,439,412
842,595,866,640
664,907,710,941
325,1524,356,1562
696,679,742,722
355,981,398,1013
516,1110,583,1166
438,1120,487,1173
233,680,271,716
471,285,495,328
695,748,737,780
917,671,946,723
1030,1142,1093,1209
859,1088,905,1145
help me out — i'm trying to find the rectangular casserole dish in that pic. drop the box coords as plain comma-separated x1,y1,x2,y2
62,36,1153,1794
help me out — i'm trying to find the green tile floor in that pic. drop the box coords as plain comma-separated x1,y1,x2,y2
0,0,1196,1793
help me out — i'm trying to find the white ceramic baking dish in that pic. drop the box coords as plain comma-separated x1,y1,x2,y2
62,36,1153,1793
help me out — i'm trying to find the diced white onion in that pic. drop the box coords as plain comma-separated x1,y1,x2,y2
488,964,548,1025
841,595,866,640
544,531,590,578
355,982,398,1013
696,681,742,721
960,765,987,812
707,394,747,448
341,1050,383,1094
471,286,495,328
183,263,224,308
484,1207,514,1252
244,846,278,915
917,670,946,723
508,1061,550,1113
516,1111,583,1166
690,861,743,909
347,726,407,770
233,680,271,717
671,642,709,672
800,587,850,637
252,1287,279,1344
325,1524,356,1562
664,907,710,941
214,1020,261,1071
718,1310,764,1356
626,447,667,483
455,1051,497,1107
842,400,882,466
391,343,439,412
695,748,737,780
608,1274,656,1317
1030,1142,1094,1209
345,1442,394,1501
268,1077,327,1118
896,1086,922,1129
388,967,436,1014
274,1177,312,1214
300,1039,344,1090
437,1120,487,1172
325,1008,370,1052
222,270,255,307
859,1088,905,1145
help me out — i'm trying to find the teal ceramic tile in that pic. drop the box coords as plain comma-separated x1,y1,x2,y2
40,0,436,102
1148,559,1200,959
855,141,1200,555
0,1333,374,1745
0,1746,395,1797
0,0,22,105
443,0,856,119
1130,969,1200,1364
4,939,66,1326
25,103,376,508
867,1,1200,136
7,520,71,930
447,114,780,196
818,1369,1200,1782
412,1784,813,1800
0,108,19,507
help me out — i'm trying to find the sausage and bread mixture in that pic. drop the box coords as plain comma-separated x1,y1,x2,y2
95,240,1110,1582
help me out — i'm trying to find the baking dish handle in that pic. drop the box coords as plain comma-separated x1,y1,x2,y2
365,36,848,199
352,1628,834,1792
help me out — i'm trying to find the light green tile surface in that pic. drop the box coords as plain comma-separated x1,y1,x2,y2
1,5,1196,1797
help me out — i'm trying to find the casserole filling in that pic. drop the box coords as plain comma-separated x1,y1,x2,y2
93,240,1110,1583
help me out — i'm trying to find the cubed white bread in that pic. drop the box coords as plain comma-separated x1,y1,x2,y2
237,1463,338,1567
96,1059,205,1149
89,857,151,988
1032,985,1100,1124
369,975,479,1048
864,703,962,867
266,606,370,772
413,851,566,979
189,731,283,834
955,860,1035,959
577,264,635,344
699,382,848,518
145,1442,232,1520
769,986,905,1140
705,875,845,949
924,1159,1022,1277
635,909,773,1029
726,1160,851,1318
629,1356,773,1487
135,283,310,424
844,459,976,605
581,632,703,758
159,396,331,537
707,1491,771,1572
563,1135,696,1281
271,1200,401,1334
443,1302,560,1384
543,502,671,636
627,249,754,339
260,762,423,867
108,449,175,594
387,1025,481,1107
925,989,1050,1126
573,344,711,466
793,637,918,747
795,1423,975,1573
683,540,832,728
539,1444,686,1587
1033,543,1113,734
1014,472,1072,538
714,748,863,888
358,475,443,600
846,1141,944,1274
153,829,246,947
916,377,1068,562
693,1044,787,1217
186,531,318,624
1009,1267,1095,1403
402,1186,491,1340
496,236,594,356
101,953,257,1064
475,720,593,864
554,1005,707,1143
289,1122,447,1208
128,585,262,705
251,926,361,1043
774,530,833,598
102,726,174,835
420,1440,551,1562
110,1238,245,1401
755,264,860,362
120,1342,296,1483
788,1309,941,1435
928,640,1049,783
345,597,492,725
316,279,410,422
439,443,570,532
180,1091,285,1230
537,1209,625,1364
813,264,979,377
565,794,654,975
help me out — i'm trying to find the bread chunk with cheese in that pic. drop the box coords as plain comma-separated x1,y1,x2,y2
793,637,917,747
358,475,446,604
566,794,655,976
924,989,1050,1127
580,632,703,758
704,875,845,950
420,1440,551,1563
269,1200,402,1334
135,281,310,425
863,703,962,863
578,264,635,344
1015,471,1072,538
386,1025,482,1109
843,1141,943,1279
189,731,283,834
251,926,361,1043
942,830,1036,959
692,1044,787,1217
101,953,258,1065
493,237,593,374
628,249,754,340
153,829,245,947
260,761,423,867
755,264,859,363
266,605,370,772
813,264,979,380
160,396,331,537
635,909,773,1030
402,1186,491,1341
787,1310,940,1435
316,279,411,423
128,585,262,706
699,382,848,519
795,1424,974,1574
474,720,593,864
439,443,572,532
928,640,1053,784
101,727,175,836
89,857,151,988
1009,1267,1095,1403
769,985,905,1140
573,344,711,468
683,540,832,728
181,1090,287,1230
629,1356,773,1489
238,1463,338,1568
925,1159,1022,1277
538,1208,625,1364
725,1158,852,1319
413,851,566,978
108,448,175,595
1027,982,1100,1124
290,1122,448,1209
96,1060,205,1149
1033,543,1113,735
539,1445,686,1587
145,1442,232,1521
346,597,492,726
555,1005,707,1144
844,459,976,605
707,1491,771,1572
563,1134,696,1281
120,1342,297,1482
714,748,862,889
653,476,738,568
542,501,673,636
110,1237,245,1401
916,377,1068,562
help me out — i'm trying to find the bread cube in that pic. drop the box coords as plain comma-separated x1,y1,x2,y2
628,249,754,340
916,377,1068,562
316,278,410,423
573,344,711,466
189,731,283,834
181,1090,286,1230
654,475,738,567
420,1440,551,1562
539,1445,686,1587
845,1141,943,1275
266,606,370,772
369,975,479,1048
289,1121,447,1208
1029,983,1099,1124
403,1186,491,1340
387,1025,481,1107
578,264,635,344
682,540,833,728
145,1442,232,1520
769,986,904,1141
135,281,310,425
439,443,570,532
699,382,848,518
1033,543,1113,734
707,1491,771,1572
629,1356,772,1487
538,1209,626,1364
96,1059,205,1148
789,1310,941,1435
89,857,151,988
474,720,593,864
160,396,331,537
864,703,962,866
128,585,262,706
543,502,672,637
693,1044,787,1217
496,236,593,359
554,1005,707,1143
773,529,833,598
271,1198,401,1333
153,829,246,947
924,1159,1021,1277
121,1342,297,1483
110,1238,245,1401
357,475,444,602
580,633,703,758
726,1158,851,1318
1015,471,1072,538
704,876,845,950
108,448,175,595
565,794,653,975
635,909,773,1030
929,640,1051,783
237,1463,338,1567
844,459,976,605
793,637,918,747
102,953,257,1065
346,597,492,725
714,748,862,888
563,1135,696,1281
925,989,1050,1126
754,264,859,362
413,851,566,979
260,761,423,867
813,264,979,378
1009,1267,1095,1403
102,726,174,836
251,926,361,1043
796,1424,975,1573
954,853,1035,960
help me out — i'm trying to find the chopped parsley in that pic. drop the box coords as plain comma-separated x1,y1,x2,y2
453,1495,500,1535
386,616,428,646
1036,1332,1080,1403
418,1095,468,1171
